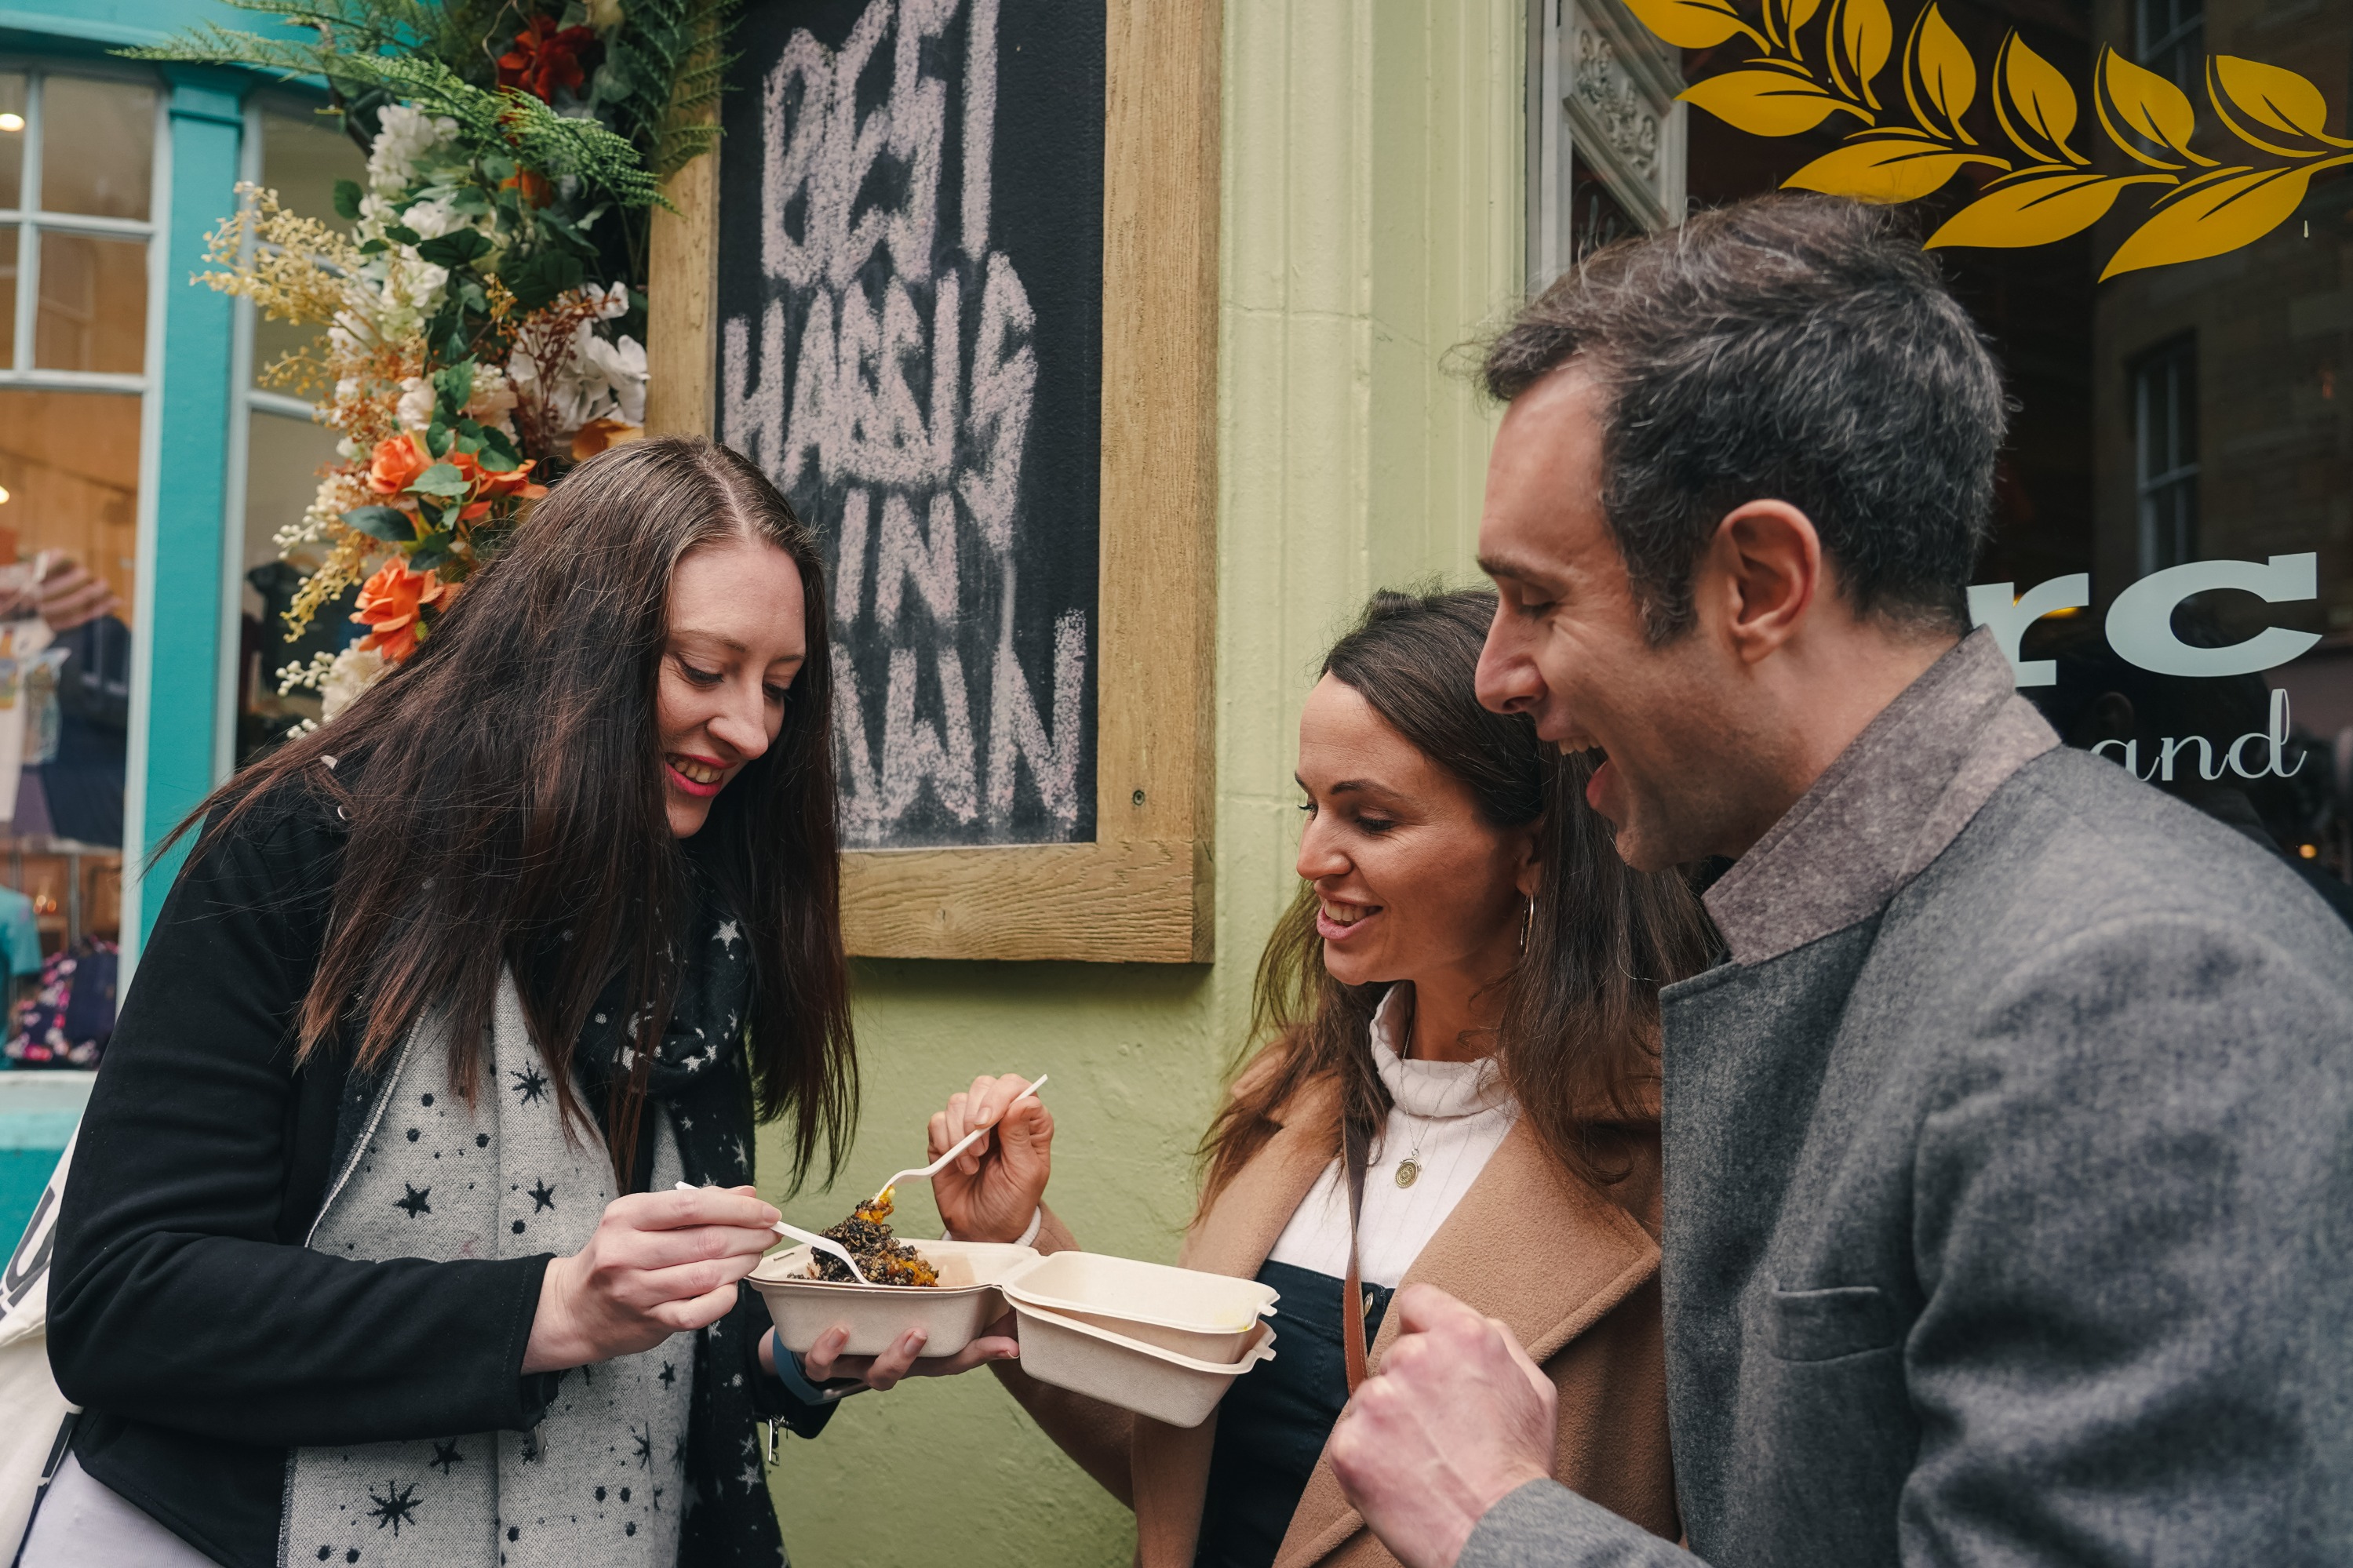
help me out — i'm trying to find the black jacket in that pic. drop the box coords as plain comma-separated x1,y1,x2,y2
47,784,825,1568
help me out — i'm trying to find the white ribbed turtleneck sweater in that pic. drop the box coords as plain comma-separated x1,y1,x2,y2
1266,986,1519,1287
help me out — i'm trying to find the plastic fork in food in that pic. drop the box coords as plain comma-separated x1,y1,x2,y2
672,1181,870,1284
869,1073,1050,1208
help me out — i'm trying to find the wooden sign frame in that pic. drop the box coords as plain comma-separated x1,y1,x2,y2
646,0,1218,963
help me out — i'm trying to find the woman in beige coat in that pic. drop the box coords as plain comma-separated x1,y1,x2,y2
931,589,1714,1568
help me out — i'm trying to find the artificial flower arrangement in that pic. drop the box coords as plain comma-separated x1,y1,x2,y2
133,0,734,722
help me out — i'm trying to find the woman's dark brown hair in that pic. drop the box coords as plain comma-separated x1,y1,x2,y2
173,437,854,1191
1200,587,1714,1200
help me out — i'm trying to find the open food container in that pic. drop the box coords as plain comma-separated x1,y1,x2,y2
1000,1250,1280,1362
1009,1299,1278,1428
750,1239,1036,1359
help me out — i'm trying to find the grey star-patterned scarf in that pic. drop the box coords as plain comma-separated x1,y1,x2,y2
282,906,781,1567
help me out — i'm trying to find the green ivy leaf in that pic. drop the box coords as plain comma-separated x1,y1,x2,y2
425,424,453,458
432,360,476,417
415,227,493,268
506,246,584,313
383,223,423,246
344,505,415,543
331,179,365,221
477,427,522,469
358,238,389,256
407,537,454,572
410,464,472,499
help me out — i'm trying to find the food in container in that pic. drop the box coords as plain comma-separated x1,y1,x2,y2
1007,1297,1278,1428
751,1239,1038,1359
805,1191,938,1286
1000,1250,1280,1363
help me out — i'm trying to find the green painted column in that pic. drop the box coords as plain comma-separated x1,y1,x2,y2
128,67,246,951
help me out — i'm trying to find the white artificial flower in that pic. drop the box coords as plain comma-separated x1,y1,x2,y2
399,196,466,241
588,0,625,31
319,645,388,721
588,281,629,321
367,104,457,195
466,363,519,436
395,376,435,433
577,332,648,426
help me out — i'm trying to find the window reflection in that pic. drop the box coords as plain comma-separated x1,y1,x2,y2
259,106,360,231
2132,337,2198,576
239,410,350,761
36,76,152,222
0,227,15,366
0,75,23,209
35,232,146,375
0,390,137,860
1666,0,2352,904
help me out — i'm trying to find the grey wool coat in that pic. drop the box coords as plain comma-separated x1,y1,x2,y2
1463,631,2353,1568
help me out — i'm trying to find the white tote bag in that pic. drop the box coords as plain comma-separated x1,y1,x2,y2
0,1132,79,1560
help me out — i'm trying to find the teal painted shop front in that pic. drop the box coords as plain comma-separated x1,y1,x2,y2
0,0,296,1239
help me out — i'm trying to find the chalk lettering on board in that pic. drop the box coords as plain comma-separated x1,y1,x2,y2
720,0,1102,848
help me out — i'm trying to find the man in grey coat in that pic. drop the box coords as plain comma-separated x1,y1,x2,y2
1327,195,2353,1566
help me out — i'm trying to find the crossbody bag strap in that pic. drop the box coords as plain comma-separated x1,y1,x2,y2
1340,1114,1372,1395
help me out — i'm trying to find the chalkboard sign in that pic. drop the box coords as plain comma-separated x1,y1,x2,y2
715,0,1106,850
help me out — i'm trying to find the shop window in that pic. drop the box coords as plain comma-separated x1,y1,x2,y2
2132,337,2198,577
0,64,155,949
1650,0,2349,895
234,103,366,763
34,232,145,375
2136,0,2204,93
1527,0,1688,288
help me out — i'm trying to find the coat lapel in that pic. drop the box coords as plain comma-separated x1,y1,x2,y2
1135,1078,1342,1568
1270,1116,1661,1568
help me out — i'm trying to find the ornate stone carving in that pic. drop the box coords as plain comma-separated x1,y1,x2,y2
1574,24,1660,183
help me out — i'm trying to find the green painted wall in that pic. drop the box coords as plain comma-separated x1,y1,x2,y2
763,5,1524,1563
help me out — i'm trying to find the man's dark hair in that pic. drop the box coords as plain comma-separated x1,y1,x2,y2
1482,195,2005,642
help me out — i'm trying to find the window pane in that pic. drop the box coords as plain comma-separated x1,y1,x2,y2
253,312,333,397
35,232,146,374
0,227,15,366
1661,0,2351,888
0,75,24,210
0,387,140,854
38,76,154,221
260,107,364,229
239,409,349,762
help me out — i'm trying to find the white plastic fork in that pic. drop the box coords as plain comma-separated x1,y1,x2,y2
672,1181,871,1284
868,1073,1049,1208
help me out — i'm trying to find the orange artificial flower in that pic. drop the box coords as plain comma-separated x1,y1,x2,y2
500,168,554,208
351,558,451,663
449,452,547,522
366,433,432,497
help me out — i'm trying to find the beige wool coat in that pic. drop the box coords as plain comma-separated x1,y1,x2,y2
996,1068,1681,1568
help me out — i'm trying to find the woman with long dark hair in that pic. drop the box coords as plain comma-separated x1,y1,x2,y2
927,588,1716,1568
36,438,1009,1568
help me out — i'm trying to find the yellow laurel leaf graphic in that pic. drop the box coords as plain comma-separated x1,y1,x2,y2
1905,4,1977,141
2099,164,2318,279
1925,171,2166,249
2209,56,2353,151
2099,49,2202,166
1787,0,1826,40
1784,136,2004,201
1681,71,1863,136
1830,0,1893,109
1618,0,1765,51
1995,34,2082,164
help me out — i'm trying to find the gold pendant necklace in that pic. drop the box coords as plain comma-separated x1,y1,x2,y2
1394,1132,1424,1188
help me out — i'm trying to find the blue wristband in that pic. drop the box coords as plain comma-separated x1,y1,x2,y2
770,1329,859,1404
